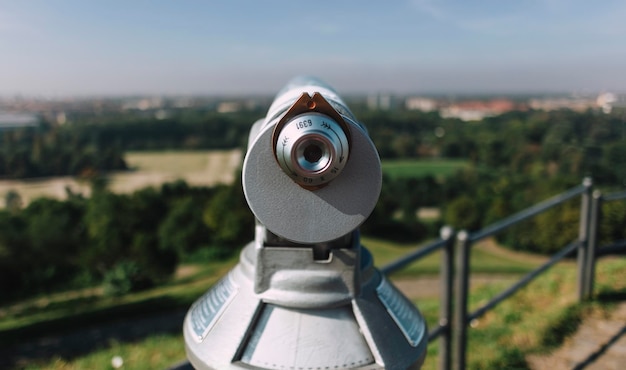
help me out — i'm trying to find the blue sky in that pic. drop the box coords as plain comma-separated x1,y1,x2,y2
1,0,626,96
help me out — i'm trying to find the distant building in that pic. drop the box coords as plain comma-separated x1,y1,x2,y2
528,97,596,112
122,97,164,111
405,97,437,112
217,101,242,113
0,111,39,130
597,92,617,114
154,109,170,120
528,93,626,113
172,97,193,108
367,93,396,110
56,112,67,125
440,99,517,121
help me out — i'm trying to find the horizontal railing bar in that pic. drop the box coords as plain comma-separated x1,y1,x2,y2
596,240,626,257
166,361,193,370
467,240,580,322
380,238,447,276
469,185,587,243
427,324,445,342
603,190,626,202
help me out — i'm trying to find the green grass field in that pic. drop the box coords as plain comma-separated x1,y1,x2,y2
22,335,186,370
0,259,237,342
382,159,469,179
363,236,541,276
20,255,625,370
0,150,243,208
124,150,241,175
2,236,560,370
1,154,464,208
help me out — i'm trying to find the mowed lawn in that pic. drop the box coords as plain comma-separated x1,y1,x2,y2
7,236,548,370
382,159,469,179
0,154,464,208
22,256,625,370
0,150,243,207
107,149,242,193
123,150,240,176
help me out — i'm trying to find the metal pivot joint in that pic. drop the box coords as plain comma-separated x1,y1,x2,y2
183,76,428,370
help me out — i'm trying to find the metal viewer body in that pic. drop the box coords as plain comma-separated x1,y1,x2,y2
183,77,428,369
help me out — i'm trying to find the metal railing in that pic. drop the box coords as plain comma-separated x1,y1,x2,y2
170,180,624,370
582,189,626,302
451,179,591,370
381,178,626,370
380,228,455,370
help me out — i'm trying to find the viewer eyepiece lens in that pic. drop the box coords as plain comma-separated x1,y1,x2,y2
304,143,323,164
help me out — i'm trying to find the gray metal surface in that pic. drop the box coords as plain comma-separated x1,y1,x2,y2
452,232,470,370
438,227,454,370
240,304,375,369
184,77,426,370
379,226,455,369
274,112,350,188
596,240,626,256
577,179,593,301
604,190,626,201
242,102,381,245
183,239,428,370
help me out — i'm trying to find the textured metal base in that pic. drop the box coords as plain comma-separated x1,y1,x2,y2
183,242,428,370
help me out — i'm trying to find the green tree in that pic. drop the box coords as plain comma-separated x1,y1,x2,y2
7,198,85,294
603,141,626,185
531,202,580,254
0,211,28,301
203,183,254,250
601,200,626,245
84,189,177,287
84,192,132,272
444,195,483,231
159,196,210,258
4,190,23,213
102,260,144,296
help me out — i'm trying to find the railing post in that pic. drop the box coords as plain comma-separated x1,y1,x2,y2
439,226,455,370
583,190,602,300
577,177,593,302
452,231,471,370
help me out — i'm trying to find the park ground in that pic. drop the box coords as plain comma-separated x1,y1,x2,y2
0,152,623,369
1,237,624,370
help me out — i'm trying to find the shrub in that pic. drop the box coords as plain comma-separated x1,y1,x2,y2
103,260,152,296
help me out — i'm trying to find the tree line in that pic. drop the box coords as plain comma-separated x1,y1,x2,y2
0,180,254,302
357,107,626,253
414,108,626,254
0,108,262,179
0,121,127,179
1,105,625,302
4,106,624,185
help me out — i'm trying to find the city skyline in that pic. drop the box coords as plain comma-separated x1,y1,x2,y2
2,0,626,96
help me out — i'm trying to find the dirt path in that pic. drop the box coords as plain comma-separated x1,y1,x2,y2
473,237,551,265
390,237,547,300
526,302,626,370
392,274,522,300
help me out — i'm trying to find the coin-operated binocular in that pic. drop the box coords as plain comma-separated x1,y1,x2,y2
183,77,428,369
